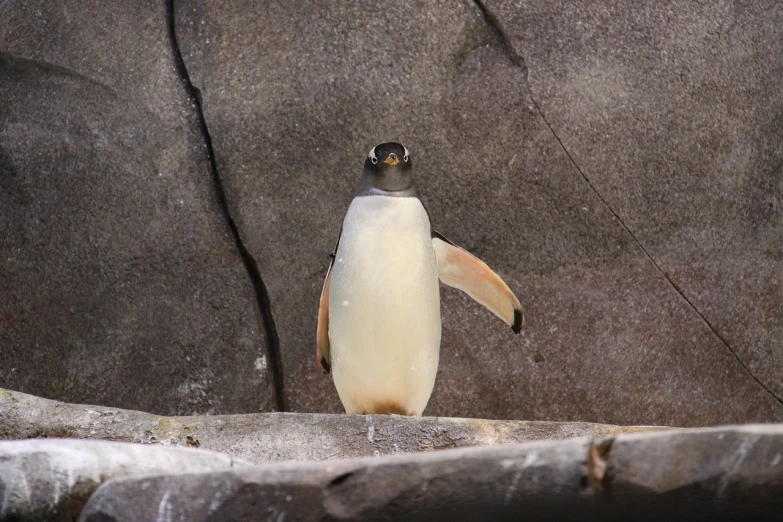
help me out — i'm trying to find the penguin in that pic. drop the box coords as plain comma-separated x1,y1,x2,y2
316,142,523,416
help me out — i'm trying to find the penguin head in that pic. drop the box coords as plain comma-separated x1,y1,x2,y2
365,142,411,170
361,142,413,193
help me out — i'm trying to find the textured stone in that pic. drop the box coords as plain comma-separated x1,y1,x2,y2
0,439,249,522
80,439,592,521
480,0,783,401
605,425,783,501
174,0,783,424
78,426,783,521
0,388,665,464
0,1,275,414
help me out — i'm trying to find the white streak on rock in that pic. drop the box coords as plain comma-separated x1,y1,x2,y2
504,470,523,504
156,490,172,522
716,435,759,497
255,356,267,372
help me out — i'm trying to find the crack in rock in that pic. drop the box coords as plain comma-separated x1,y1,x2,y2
587,438,614,492
165,0,285,411
473,0,525,70
473,0,783,410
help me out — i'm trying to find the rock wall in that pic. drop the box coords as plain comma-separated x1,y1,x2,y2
0,1,278,415
1,1,781,424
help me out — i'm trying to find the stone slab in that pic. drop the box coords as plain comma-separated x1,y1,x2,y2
79,439,591,521
79,426,783,521
0,388,666,464
0,439,249,522
605,425,783,501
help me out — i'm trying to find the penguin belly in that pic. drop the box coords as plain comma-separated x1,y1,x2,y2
329,195,441,416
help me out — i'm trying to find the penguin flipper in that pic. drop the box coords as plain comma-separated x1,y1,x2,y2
316,263,333,373
432,233,523,333
317,233,341,373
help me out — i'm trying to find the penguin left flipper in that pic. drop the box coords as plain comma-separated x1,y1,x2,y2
432,232,523,333
317,235,341,373
316,263,333,373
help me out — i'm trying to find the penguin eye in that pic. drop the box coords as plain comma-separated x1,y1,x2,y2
371,157,378,165
403,154,409,162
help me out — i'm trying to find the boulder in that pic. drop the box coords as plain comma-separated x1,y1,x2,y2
79,439,592,521
0,438,249,522
0,1,276,415
78,425,783,521
606,425,783,500
173,0,783,424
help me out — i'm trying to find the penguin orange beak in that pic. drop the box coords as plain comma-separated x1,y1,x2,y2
384,154,400,166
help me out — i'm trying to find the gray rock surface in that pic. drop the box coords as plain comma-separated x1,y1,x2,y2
0,1,275,414
0,388,665,464
0,438,249,522
174,0,783,425
1,0,780,427
605,425,783,501
479,0,783,402
80,439,592,521
79,426,783,521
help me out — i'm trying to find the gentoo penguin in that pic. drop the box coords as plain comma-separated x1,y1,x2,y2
316,142,522,416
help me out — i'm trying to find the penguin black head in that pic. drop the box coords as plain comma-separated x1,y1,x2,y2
359,142,415,195
365,142,411,171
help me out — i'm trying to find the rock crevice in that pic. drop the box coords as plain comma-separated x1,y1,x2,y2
475,0,783,410
165,0,285,412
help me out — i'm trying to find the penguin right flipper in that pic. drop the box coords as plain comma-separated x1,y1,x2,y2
432,231,523,333
316,234,340,373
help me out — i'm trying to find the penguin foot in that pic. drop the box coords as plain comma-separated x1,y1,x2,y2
361,400,410,416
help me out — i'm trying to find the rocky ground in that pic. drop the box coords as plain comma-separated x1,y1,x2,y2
1,388,666,463
2,390,782,520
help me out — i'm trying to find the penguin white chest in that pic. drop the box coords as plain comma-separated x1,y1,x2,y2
329,195,441,416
